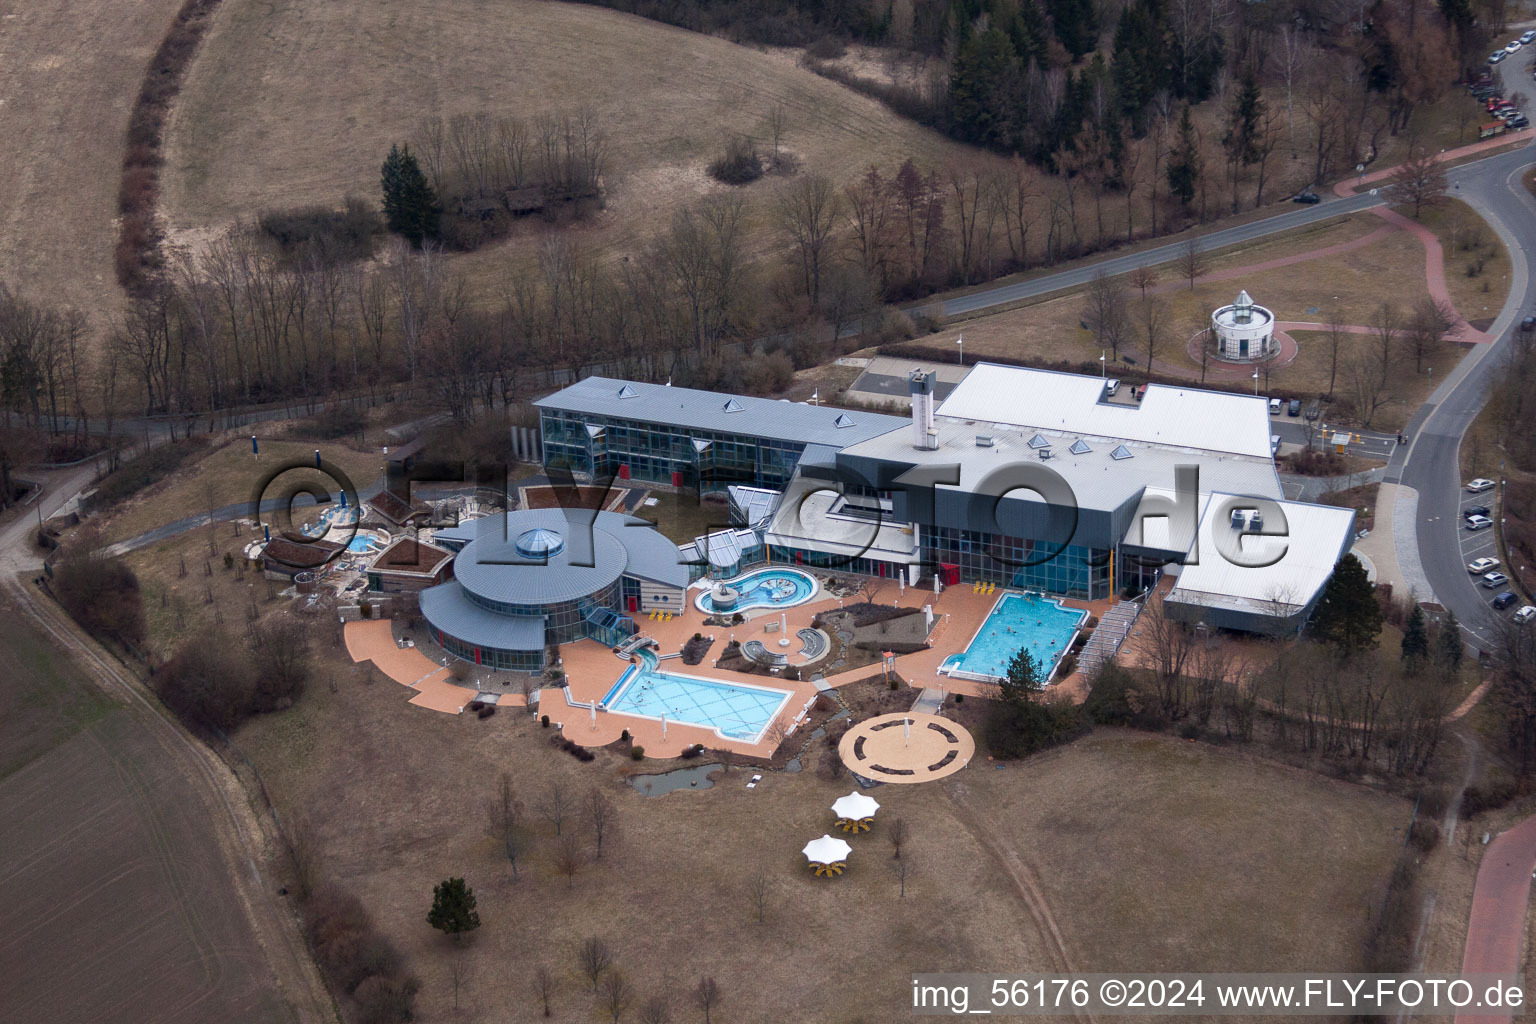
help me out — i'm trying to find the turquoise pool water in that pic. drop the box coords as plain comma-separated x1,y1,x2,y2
346,535,381,553
940,591,1086,682
601,664,792,741
694,567,818,614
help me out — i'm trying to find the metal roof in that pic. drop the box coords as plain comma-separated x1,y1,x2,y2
935,363,1274,458
534,376,908,448
449,508,687,608
1167,493,1356,613
419,582,547,652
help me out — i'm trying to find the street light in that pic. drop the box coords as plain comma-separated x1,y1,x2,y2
1100,350,1107,378
1252,369,1260,396
956,334,964,365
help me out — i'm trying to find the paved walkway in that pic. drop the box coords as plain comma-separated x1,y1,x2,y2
1455,814,1536,1023
343,618,493,714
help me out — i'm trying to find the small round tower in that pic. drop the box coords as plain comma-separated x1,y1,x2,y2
1210,290,1277,361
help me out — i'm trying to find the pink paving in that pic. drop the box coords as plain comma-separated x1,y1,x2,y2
344,618,525,714
1455,813,1536,1024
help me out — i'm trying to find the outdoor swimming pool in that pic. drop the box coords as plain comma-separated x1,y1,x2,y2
939,591,1086,683
601,664,792,742
694,567,818,614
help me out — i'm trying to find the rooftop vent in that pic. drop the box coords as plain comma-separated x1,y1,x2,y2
723,398,744,414
616,384,639,399
1249,510,1264,531
833,413,856,428
1110,445,1134,461
975,435,995,447
1069,439,1092,455
1230,508,1247,529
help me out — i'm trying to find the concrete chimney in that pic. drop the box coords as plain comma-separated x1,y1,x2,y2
909,369,937,449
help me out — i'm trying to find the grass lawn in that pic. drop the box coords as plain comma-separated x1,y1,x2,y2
0,607,117,782
95,436,388,545
232,633,1415,1021
1319,482,1381,533
631,489,732,545
1413,199,1512,327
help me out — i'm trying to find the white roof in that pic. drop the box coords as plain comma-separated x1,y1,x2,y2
935,363,1273,458
802,834,853,864
831,792,880,820
1167,493,1356,613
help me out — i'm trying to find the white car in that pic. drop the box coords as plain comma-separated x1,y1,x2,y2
1469,557,1501,574
1507,40,1523,53
1466,515,1495,531
1105,378,1121,397
1516,606,1536,624
1483,571,1511,588
1467,478,1496,493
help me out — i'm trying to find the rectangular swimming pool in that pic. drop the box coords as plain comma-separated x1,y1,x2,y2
940,591,1086,683
601,665,793,742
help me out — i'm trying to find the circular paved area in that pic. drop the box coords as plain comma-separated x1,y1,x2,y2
838,712,975,784
1183,327,1299,373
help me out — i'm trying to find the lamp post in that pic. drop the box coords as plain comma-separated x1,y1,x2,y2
956,334,964,364
1252,369,1260,396
1100,350,1107,378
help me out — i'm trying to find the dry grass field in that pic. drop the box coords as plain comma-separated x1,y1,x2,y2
0,602,295,1024
232,639,1411,1022
0,0,189,315
162,0,977,278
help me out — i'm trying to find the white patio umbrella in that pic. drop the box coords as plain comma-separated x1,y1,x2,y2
802,834,852,867
831,791,880,825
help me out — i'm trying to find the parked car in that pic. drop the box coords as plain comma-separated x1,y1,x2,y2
1495,591,1519,610
1522,29,1536,44
1497,107,1519,119
1268,398,1281,414
1483,571,1512,588
1468,557,1501,573
1466,515,1495,531
1510,114,1530,129
1488,97,1508,111
1492,50,1508,63
1467,478,1496,492
1515,605,1536,624
1270,434,1281,456
1465,504,1492,519
1304,401,1321,421
1287,398,1302,416
1507,40,1523,53
1292,190,1321,204
1105,378,1120,397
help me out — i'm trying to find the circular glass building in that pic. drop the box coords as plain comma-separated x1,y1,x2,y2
1210,290,1277,362
420,508,688,671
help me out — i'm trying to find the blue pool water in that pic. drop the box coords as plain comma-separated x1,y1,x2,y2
601,665,791,741
940,591,1086,682
694,568,818,614
347,535,380,553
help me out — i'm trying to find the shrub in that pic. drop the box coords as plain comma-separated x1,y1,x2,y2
1462,776,1519,817
154,637,256,732
1407,819,1440,854
982,698,1088,760
1178,721,1201,740
257,195,382,265
359,601,372,619
53,546,148,649
707,137,763,185
477,705,496,719
806,35,846,59
954,693,964,703
680,745,700,759
620,728,630,741
1055,654,1077,678
541,714,550,727
631,745,645,760
84,436,208,514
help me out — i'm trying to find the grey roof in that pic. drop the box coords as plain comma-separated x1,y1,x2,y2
419,582,547,652
727,485,781,528
534,377,907,448
837,418,1282,515
448,508,688,608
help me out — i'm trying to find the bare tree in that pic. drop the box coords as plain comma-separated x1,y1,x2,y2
1405,295,1457,373
638,991,673,1024
448,945,473,1011
765,102,789,166
748,870,770,924
554,830,586,889
1133,597,1197,719
888,817,909,859
486,773,525,878
1130,264,1158,300
1388,146,1449,219
599,970,634,1024
577,936,615,993
1323,314,1347,399
1082,268,1131,358
1178,236,1208,290
533,962,556,1017
538,781,569,836
1138,296,1172,373
774,175,841,306
693,977,721,1024
586,786,617,859
285,811,323,900
895,854,916,897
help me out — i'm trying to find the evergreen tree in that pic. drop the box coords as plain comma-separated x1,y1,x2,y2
949,28,1023,151
999,648,1045,703
1221,66,1264,182
1048,0,1099,58
1111,0,1162,132
1007,0,1051,70
1435,610,1464,676
380,144,439,248
427,877,481,941
1401,604,1429,666
1310,554,1383,655
1165,106,1200,208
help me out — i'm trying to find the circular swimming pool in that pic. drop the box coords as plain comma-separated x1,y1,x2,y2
695,567,818,614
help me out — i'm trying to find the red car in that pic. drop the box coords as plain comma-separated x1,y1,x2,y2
1488,96,1506,111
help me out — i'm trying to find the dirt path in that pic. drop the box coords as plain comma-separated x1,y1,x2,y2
944,779,1094,1022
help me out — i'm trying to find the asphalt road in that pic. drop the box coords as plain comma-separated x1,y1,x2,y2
1393,60,1536,651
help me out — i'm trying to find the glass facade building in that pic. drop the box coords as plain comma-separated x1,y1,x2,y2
922,528,1111,600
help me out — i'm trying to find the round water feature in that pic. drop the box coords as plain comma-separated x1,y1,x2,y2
695,567,818,614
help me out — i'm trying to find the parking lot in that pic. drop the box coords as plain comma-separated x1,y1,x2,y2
1452,480,1531,621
